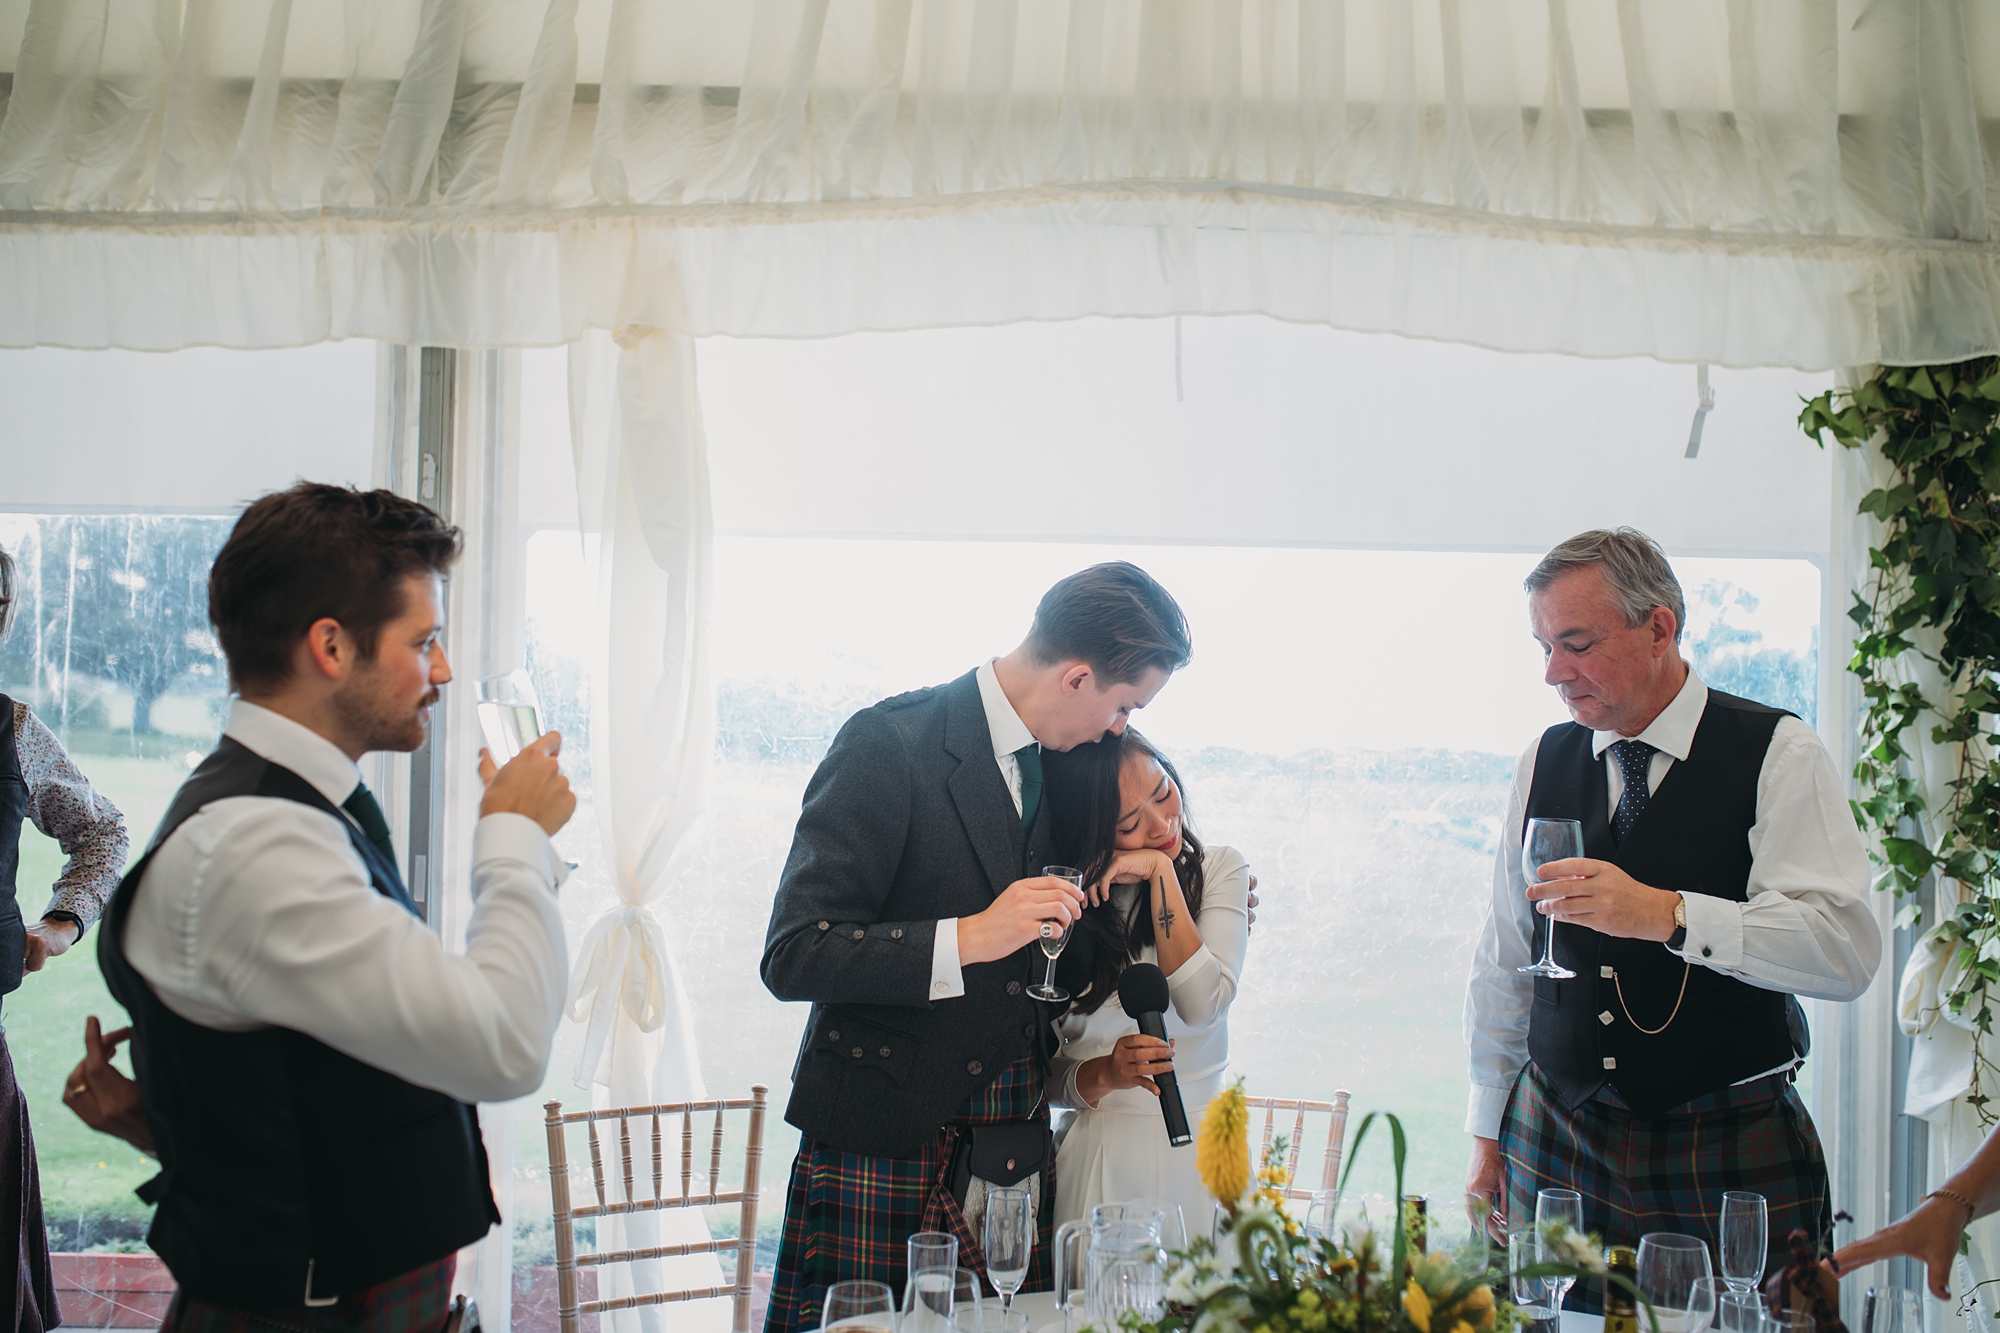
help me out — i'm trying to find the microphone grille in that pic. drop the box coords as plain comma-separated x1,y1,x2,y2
1116,961,1171,1015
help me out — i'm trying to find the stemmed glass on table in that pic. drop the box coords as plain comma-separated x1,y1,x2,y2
1537,1189,1585,1313
1637,1232,1715,1333
1720,1192,1769,1296
1027,865,1084,1001
1510,1229,1558,1324
983,1186,1033,1314
820,1279,896,1331
1518,819,1585,979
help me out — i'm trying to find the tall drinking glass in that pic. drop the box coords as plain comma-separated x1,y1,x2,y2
1871,1288,1923,1333
904,1232,960,1332
1027,866,1083,1001
1536,1189,1585,1312
1518,818,1584,978
1720,1192,1769,1294
983,1187,1033,1312
820,1279,896,1331
1510,1230,1558,1322
1637,1233,1714,1333
475,670,543,763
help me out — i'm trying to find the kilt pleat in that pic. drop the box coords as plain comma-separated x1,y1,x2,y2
763,1053,1055,1333
1499,1062,1829,1315
161,1256,456,1333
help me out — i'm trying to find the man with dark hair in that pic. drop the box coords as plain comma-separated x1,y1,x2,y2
1463,528,1879,1304
85,483,576,1331
760,561,1193,1333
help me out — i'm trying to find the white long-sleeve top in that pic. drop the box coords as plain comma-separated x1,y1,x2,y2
1051,844,1251,1112
126,699,570,1105
1463,667,1880,1139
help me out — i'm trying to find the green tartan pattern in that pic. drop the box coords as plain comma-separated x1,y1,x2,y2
763,1051,1053,1333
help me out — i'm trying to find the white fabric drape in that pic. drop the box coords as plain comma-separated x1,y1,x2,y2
565,326,727,1331
1,0,1997,367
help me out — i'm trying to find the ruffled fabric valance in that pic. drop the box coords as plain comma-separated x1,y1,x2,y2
1,0,1996,365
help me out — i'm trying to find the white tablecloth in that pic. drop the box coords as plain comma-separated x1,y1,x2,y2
1003,1292,1604,1333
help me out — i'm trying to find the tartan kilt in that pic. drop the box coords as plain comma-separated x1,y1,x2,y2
161,1256,456,1333
1499,1062,1828,1315
763,1052,1055,1333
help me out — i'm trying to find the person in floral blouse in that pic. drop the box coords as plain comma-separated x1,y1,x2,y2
0,541,131,1332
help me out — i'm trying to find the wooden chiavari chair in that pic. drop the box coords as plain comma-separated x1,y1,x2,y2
1243,1090,1353,1200
543,1086,769,1333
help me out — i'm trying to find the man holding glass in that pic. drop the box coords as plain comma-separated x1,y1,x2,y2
1462,528,1880,1308
760,562,1193,1333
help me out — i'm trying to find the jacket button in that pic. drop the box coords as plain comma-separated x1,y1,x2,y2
891,928,903,939
852,929,865,940
1006,981,1021,996
879,1046,891,1058
852,1047,864,1059
818,921,830,931
967,1060,983,1076
828,1030,840,1042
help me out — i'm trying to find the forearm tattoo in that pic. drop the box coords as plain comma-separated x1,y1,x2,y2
1157,875,1175,938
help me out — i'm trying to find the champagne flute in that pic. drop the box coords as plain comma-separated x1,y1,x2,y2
1536,1189,1585,1313
983,1186,1033,1312
1027,865,1083,1001
1518,818,1585,978
1637,1232,1714,1333
1510,1229,1558,1322
475,669,543,763
821,1279,896,1331
1720,1192,1769,1294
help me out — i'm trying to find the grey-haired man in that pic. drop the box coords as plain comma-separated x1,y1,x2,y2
1463,528,1880,1307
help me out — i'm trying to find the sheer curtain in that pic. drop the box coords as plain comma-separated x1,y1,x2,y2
0,0,1995,366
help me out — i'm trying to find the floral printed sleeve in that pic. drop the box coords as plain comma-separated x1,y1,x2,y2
13,702,129,932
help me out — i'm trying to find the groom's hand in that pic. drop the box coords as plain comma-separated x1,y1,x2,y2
958,875,1087,966
1528,858,1679,942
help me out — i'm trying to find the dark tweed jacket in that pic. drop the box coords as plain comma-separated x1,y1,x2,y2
761,670,1060,1158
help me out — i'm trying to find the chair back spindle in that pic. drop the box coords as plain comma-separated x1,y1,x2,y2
1242,1090,1354,1201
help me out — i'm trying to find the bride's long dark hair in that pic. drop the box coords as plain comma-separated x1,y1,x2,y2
1044,728,1205,1015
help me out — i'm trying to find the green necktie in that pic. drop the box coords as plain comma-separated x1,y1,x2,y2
1014,743,1043,830
341,782,398,867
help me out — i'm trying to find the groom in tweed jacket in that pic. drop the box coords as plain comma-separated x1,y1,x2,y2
760,562,1192,1333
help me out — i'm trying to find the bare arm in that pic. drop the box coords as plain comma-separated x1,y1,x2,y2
1829,1123,2000,1298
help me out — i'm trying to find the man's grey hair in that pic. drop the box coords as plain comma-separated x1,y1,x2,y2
1524,528,1685,643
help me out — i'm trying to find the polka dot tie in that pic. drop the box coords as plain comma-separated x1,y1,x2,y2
1610,739,1657,846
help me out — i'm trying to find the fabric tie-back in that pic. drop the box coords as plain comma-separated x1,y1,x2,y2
0,0,1996,366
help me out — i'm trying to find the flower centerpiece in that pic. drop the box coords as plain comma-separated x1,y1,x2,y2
1086,1080,1627,1333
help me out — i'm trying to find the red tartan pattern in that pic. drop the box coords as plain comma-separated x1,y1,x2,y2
1499,1062,1829,1315
161,1257,456,1333
763,1052,1054,1333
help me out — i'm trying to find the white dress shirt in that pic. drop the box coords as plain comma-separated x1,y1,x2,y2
1463,666,1881,1139
927,660,1040,1001
126,700,571,1105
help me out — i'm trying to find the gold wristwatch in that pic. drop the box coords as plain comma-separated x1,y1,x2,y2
1667,893,1688,949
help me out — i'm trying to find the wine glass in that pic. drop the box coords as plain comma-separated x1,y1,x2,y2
1510,1229,1558,1322
475,669,543,763
983,1186,1033,1312
1717,1290,1765,1333
1720,1192,1769,1294
1306,1189,1340,1241
1519,818,1584,977
1536,1189,1585,1312
1637,1232,1714,1333
1764,1314,1814,1333
1027,865,1083,1001
821,1279,896,1331
1688,1276,1725,1333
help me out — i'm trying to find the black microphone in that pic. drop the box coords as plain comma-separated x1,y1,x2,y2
1116,962,1192,1147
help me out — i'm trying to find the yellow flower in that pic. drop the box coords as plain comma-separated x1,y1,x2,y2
1197,1080,1252,1206
1452,1322,1474,1333
1461,1283,1496,1330
1403,1279,1433,1333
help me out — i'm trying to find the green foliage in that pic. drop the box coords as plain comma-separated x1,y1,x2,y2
1800,356,2000,1117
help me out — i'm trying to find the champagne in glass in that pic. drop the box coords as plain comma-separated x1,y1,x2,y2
1720,1192,1769,1294
1027,865,1082,1001
983,1187,1033,1312
1518,818,1584,978
475,669,543,764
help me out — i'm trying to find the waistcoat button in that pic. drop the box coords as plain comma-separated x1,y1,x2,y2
852,1047,864,1059
827,1030,840,1042
879,1046,891,1058
818,921,830,931
967,1060,983,1076
891,928,903,939
1006,981,1021,996
1023,1024,1034,1039
852,929,865,940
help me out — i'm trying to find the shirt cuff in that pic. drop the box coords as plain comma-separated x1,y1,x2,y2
929,918,966,1000
1466,1082,1514,1139
1675,891,1738,969
472,813,570,892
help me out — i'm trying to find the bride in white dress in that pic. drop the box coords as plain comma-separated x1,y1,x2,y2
1043,729,1252,1234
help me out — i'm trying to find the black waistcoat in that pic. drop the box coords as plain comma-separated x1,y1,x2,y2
1524,689,1798,1120
99,737,499,1306
0,700,30,1001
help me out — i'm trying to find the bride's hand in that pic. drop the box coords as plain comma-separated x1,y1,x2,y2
1090,849,1173,905
1102,1034,1175,1098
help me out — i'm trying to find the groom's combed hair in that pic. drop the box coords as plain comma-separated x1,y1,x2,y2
1025,562,1191,685
209,483,462,692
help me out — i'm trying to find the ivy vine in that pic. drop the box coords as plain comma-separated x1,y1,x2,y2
1800,357,2000,1116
